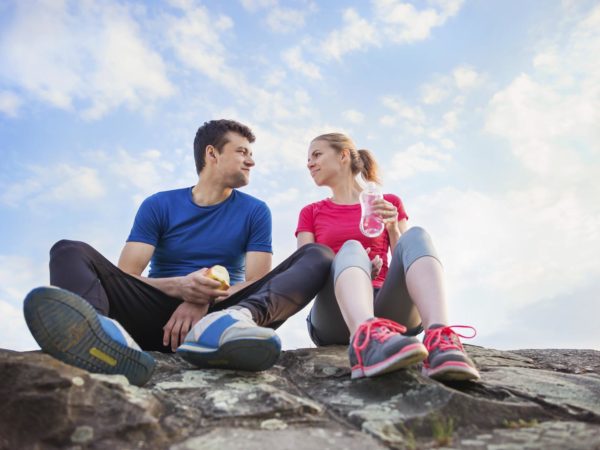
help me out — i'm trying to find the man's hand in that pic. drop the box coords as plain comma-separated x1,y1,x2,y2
178,268,230,305
163,302,209,351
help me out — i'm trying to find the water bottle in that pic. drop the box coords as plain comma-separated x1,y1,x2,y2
359,182,384,238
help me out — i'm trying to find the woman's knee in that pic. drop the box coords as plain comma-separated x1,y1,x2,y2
339,239,365,254
393,226,430,255
333,240,371,281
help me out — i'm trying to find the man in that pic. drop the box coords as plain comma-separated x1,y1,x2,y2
23,119,333,386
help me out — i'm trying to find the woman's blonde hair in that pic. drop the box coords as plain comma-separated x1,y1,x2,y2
311,133,381,183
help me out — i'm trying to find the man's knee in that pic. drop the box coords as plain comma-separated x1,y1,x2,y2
302,243,334,268
49,239,90,261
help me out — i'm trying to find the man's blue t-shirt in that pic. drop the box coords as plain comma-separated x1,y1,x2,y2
127,187,272,284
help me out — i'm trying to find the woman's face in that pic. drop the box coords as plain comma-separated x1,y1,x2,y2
306,140,344,186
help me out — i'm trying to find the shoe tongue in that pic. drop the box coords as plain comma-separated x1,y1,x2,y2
428,323,446,330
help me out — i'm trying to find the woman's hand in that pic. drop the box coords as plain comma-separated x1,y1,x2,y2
372,198,400,234
366,248,383,280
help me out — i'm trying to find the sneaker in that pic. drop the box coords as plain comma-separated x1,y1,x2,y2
422,324,480,381
177,308,281,371
349,318,429,379
23,286,155,386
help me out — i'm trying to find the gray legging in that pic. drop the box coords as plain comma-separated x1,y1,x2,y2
307,226,440,346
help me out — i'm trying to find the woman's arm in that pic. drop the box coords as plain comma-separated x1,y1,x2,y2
297,231,315,249
388,218,408,252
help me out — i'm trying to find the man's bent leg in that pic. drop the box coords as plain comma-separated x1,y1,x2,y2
178,244,334,371
221,243,335,328
48,239,180,351
24,286,155,386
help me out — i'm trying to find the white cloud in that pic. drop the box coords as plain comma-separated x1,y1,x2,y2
1,164,105,208
486,73,597,175
342,109,365,124
421,83,449,105
373,0,463,44
385,142,451,180
379,96,426,133
0,0,174,119
438,3,600,345
453,66,481,90
164,3,232,78
282,47,322,79
165,3,317,122
0,91,22,117
420,65,482,105
321,9,379,60
266,7,308,33
240,0,277,12
0,255,47,351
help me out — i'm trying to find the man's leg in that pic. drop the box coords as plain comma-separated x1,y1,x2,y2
177,243,334,371
219,243,335,328
48,239,181,351
24,240,179,386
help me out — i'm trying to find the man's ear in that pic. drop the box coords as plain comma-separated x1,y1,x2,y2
206,145,217,161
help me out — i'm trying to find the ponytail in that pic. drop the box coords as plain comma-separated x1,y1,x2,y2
357,149,380,184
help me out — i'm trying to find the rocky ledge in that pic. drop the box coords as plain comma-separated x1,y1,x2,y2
1,345,599,450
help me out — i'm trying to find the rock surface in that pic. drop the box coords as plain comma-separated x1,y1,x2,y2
1,345,599,449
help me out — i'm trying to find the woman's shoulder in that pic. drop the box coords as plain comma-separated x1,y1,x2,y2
383,193,402,204
300,198,329,211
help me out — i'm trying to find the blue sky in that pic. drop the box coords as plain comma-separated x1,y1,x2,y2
1,0,599,352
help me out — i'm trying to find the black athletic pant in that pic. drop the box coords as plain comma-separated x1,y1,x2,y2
49,240,334,352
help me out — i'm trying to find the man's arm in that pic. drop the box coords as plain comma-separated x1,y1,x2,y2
118,242,225,304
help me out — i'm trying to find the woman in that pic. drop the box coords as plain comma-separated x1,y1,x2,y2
296,133,479,381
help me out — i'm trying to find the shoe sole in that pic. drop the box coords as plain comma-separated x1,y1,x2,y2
23,286,155,386
351,342,428,379
177,335,281,371
423,361,480,381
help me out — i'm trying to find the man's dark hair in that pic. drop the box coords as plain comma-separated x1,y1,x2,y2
193,119,256,174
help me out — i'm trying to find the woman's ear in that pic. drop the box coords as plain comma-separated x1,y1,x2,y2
340,148,350,162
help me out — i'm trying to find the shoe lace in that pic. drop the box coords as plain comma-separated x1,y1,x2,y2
423,325,476,354
352,318,406,368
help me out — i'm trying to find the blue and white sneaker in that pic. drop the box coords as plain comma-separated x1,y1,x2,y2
23,286,155,386
177,308,281,371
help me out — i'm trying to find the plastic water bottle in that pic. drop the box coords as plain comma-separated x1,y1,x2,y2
359,182,384,238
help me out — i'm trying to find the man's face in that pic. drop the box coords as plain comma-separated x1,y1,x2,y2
213,132,255,188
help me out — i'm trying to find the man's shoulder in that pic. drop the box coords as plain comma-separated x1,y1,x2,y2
232,189,269,209
144,187,189,204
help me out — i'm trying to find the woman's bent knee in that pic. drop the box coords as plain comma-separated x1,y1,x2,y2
393,227,429,254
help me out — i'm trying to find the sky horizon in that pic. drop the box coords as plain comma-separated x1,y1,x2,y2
1,0,599,352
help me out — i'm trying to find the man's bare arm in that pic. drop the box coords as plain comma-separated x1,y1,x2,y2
118,242,225,304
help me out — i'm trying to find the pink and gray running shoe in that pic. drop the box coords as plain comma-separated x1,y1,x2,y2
349,318,428,379
422,324,480,381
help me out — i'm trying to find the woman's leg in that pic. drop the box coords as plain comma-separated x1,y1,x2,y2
307,240,373,345
375,227,479,381
375,226,447,329
308,240,427,378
